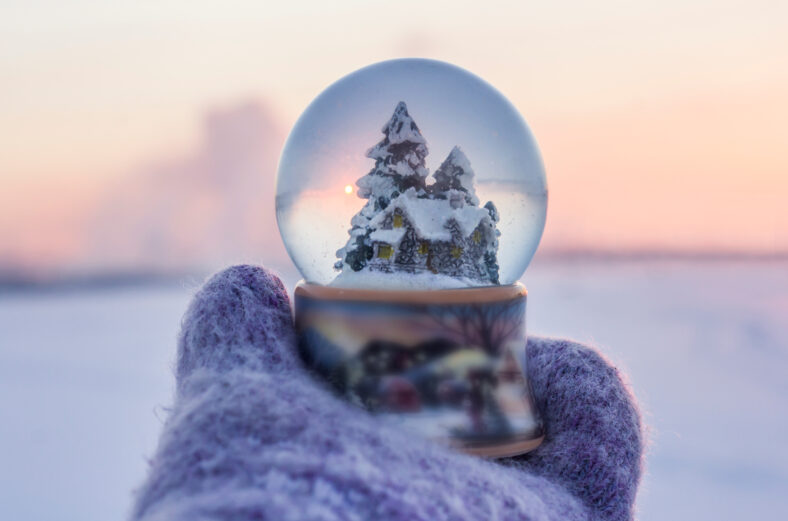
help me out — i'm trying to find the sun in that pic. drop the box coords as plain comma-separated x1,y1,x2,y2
344,184,353,194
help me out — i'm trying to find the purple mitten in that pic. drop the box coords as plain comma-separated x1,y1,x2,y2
131,266,644,521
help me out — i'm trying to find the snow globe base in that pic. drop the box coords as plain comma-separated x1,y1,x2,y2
294,281,544,458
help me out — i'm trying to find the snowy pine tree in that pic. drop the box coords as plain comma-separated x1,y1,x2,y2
429,146,500,283
362,101,429,198
394,227,418,271
430,146,479,206
483,201,501,284
336,101,429,272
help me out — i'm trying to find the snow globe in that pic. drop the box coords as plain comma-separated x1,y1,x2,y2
276,59,547,457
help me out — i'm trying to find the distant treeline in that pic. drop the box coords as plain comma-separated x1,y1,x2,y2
534,249,788,263
0,270,199,294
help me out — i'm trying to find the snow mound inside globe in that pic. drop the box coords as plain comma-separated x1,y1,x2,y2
276,59,547,289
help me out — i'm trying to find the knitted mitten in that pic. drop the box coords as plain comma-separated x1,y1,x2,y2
131,265,643,521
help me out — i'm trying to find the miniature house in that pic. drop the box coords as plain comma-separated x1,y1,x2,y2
366,188,498,283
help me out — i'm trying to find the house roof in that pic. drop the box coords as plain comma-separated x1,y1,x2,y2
369,228,407,245
370,188,490,242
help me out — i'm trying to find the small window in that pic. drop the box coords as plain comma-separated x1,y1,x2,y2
418,241,429,255
393,213,403,228
473,230,482,244
377,244,393,259
451,246,463,259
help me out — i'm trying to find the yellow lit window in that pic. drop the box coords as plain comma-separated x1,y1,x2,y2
377,244,393,259
451,246,463,258
418,241,429,255
393,214,403,228
473,230,481,244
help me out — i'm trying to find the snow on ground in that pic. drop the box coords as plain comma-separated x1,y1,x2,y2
0,260,786,521
523,260,788,521
330,267,476,289
0,284,195,521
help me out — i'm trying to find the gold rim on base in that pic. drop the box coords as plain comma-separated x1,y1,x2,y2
295,280,526,304
454,435,544,459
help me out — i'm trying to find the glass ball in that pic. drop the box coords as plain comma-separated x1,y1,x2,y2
276,58,547,289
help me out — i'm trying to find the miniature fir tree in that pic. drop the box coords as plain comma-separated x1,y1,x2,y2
430,146,480,206
483,201,501,284
361,101,429,198
336,102,429,272
428,147,500,284
395,227,419,269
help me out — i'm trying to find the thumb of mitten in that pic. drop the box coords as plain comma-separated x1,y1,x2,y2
176,264,298,387
505,338,645,521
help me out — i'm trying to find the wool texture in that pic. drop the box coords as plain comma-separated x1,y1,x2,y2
130,265,644,521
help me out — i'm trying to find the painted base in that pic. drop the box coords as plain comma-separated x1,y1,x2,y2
294,282,544,458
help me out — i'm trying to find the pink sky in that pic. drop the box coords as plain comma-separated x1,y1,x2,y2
1,1,786,273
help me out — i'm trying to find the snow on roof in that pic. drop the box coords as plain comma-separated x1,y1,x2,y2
371,188,489,242
369,227,407,245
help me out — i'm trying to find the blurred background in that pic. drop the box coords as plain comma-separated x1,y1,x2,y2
0,2,786,520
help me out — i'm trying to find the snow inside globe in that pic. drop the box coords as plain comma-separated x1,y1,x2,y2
276,58,547,289
276,59,547,458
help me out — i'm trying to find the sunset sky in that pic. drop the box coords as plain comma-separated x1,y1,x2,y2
1,1,786,274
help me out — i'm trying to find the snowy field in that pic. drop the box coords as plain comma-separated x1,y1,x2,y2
0,260,786,520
